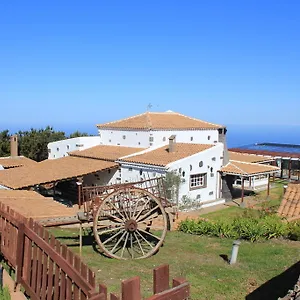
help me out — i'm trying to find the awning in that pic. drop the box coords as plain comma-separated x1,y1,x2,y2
0,156,118,189
220,160,280,176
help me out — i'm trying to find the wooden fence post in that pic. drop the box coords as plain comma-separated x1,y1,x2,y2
122,277,141,300
153,264,170,294
15,222,25,291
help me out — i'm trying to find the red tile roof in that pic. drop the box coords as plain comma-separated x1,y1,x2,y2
0,156,117,189
69,145,144,161
119,143,215,167
278,182,300,221
221,161,280,176
97,111,223,130
0,156,37,168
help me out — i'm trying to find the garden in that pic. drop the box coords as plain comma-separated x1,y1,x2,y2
49,182,300,299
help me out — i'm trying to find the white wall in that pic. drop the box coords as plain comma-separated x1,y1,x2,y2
233,175,269,190
119,143,224,206
83,168,120,186
98,128,221,148
168,143,224,204
48,136,101,159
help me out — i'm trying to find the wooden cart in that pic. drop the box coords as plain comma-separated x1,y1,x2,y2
77,177,177,260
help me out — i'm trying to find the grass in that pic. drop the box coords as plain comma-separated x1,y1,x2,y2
50,227,300,300
0,286,11,300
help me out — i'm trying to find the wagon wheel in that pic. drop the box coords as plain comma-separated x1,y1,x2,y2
93,188,168,260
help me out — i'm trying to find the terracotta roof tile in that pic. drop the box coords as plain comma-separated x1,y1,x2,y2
278,182,300,221
0,190,78,219
0,156,37,168
97,111,223,130
228,151,273,163
221,160,280,176
0,156,117,189
119,143,215,167
69,145,144,161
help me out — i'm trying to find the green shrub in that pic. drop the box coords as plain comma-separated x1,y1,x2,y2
0,286,11,300
288,221,300,241
178,212,292,242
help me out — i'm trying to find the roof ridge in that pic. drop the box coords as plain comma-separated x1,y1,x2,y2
97,112,147,127
174,111,223,128
228,161,247,174
146,111,152,130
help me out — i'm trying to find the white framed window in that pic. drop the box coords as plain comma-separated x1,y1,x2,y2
199,161,203,167
129,167,133,172
163,137,166,142
123,135,126,140
208,136,211,140
190,173,207,190
56,147,60,151
149,136,154,142
67,145,70,150
190,137,193,141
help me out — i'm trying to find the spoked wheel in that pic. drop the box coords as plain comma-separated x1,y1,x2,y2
93,188,168,260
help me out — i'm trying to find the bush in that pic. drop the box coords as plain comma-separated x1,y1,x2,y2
288,221,300,241
178,212,292,242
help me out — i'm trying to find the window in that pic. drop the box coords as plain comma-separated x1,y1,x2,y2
129,167,133,172
123,135,126,140
182,171,185,177
208,136,211,140
190,173,207,190
163,137,166,142
212,157,216,161
109,139,111,143
150,143,153,146
179,168,182,174
67,145,70,150
56,147,60,151
76,144,84,147
149,136,154,142
190,137,193,141
196,194,201,199
209,191,214,195
48,148,51,153
199,161,203,167
139,169,143,176
153,172,156,177
190,165,192,171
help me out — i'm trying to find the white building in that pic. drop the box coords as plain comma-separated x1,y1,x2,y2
48,136,101,159
40,110,280,207
96,111,227,149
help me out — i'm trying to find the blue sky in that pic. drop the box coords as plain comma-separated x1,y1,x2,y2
1,0,300,132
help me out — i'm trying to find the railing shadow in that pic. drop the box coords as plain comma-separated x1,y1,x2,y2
246,261,300,300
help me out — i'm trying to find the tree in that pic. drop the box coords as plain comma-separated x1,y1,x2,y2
69,131,90,138
0,130,10,157
18,126,66,162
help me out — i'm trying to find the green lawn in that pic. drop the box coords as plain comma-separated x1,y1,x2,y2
50,227,300,300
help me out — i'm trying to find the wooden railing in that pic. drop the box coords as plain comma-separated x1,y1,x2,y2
0,202,190,299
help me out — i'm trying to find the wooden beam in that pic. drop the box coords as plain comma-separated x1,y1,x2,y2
241,177,244,205
267,174,270,197
288,159,292,179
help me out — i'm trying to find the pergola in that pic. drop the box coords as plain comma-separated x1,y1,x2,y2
220,160,280,204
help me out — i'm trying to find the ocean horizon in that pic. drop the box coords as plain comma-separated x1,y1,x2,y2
1,123,299,149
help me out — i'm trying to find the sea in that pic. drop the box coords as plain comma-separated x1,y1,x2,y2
1,124,300,149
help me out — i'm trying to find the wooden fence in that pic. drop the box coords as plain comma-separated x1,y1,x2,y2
0,202,190,299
